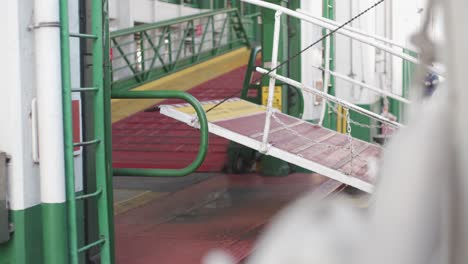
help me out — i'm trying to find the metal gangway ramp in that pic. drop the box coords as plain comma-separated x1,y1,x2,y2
161,98,381,193
158,0,442,194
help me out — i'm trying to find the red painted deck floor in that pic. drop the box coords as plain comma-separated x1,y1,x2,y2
115,173,342,264
112,65,248,172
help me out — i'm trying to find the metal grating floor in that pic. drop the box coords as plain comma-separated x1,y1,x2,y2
160,98,382,193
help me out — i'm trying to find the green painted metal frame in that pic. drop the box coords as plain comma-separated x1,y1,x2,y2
60,0,113,263
286,0,303,119
111,90,209,177
241,46,263,103
322,0,337,131
103,0,116,261
110,8,250,92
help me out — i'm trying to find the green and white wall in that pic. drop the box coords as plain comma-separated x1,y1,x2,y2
0,1,84,263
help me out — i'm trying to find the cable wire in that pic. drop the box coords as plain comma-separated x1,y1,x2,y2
205,0,386,114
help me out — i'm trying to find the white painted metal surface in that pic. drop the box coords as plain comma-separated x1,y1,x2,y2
261,10,282,153
34,0,66,204
320,67,411,104
1,0,41,210
296,9,414,52
241,0,444,76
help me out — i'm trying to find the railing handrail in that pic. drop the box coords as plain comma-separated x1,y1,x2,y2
111,90,209,177
111,8,239,38
241,0,444,77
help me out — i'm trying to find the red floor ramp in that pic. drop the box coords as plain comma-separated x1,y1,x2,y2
160,98,382,193
115,173,342,264
112,65,249,172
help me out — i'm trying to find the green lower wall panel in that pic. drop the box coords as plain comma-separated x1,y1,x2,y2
42,203,68,264
0,197,86,264
0,205,44,264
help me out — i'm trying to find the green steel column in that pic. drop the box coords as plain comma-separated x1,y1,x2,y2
102,0,116,262
322,0,337,131
59,0,76,263
92,0,113,262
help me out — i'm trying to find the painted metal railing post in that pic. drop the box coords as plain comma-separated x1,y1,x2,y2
59,0,78,261
241,0,444,76
228,12,233,50
256,67,404,128
191,20,196,63
140,32,145,73
111,90,209,177
61,0,114,262
91,0,113,261
102,0,117,261
321,0,336,130
260,10,282,153
211,15,216,54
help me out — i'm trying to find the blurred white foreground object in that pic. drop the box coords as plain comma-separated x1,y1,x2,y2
203,0,468,262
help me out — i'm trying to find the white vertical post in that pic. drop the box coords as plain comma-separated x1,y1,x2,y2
260,10,282,153
319,29,331,126
35,0,66,204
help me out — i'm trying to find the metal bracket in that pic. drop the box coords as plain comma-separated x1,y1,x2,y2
28,21,60,31
0,152,9,243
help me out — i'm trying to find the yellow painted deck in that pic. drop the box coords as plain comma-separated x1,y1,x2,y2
111,47,250,123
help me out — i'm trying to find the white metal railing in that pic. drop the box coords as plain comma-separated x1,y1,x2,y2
242,0,410,152
260,10,282,153
316,66,412,104
296,8,416,52
256,67,404,128
242,0,444,76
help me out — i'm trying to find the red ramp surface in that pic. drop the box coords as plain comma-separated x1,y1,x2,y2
115,173,342,264
112,65,247,172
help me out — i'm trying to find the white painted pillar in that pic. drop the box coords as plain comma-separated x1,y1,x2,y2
34,0,66,204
